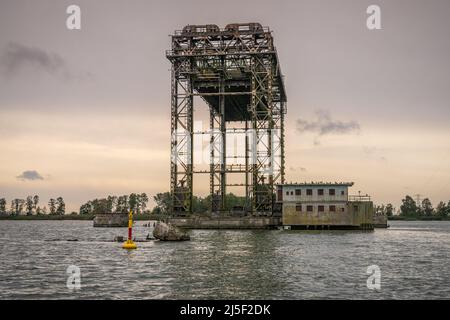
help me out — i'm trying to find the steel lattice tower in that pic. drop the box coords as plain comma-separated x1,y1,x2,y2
166,23,287,216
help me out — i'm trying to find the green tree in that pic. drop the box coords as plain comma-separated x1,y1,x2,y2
79,201,93,215
421,198,434,216
91,198,109,214
447,201,450,217
33,195,39,214
0,198,7,215
375,204,385,215
385,203,394,217
151,206,162,215
140,193,149,214
11,199,25,215
436,201,449,217
56,197,65,215
48,198,56,215
192,195,209,213
400,195,418,216
25,196,34,216
153,192,171,214
129,193,139,214
225,193,246,211
116,195,129,213
106,196,117,213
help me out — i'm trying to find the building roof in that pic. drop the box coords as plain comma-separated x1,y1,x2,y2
278,182,354,187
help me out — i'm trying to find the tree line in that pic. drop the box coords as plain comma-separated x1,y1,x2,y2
398,195,449,218
2,192,449,218
0,196,65,216
376,195,450,218
154,192,450,218
151,192,246,215
79,193,149,215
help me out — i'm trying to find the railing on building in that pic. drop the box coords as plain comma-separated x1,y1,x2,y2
348,195,371,202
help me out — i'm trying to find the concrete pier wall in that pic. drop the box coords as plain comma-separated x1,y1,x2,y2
166,201,374,230
373,213,388,228
168,216,281,229
93,213,128,227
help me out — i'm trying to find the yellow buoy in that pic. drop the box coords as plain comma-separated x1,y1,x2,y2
122,210,137,249
122,239,137,249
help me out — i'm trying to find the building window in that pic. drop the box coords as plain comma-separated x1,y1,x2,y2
341,190,345,195
307,205,313,212
295,189,301,196
306,189,313,196
318,189,324,196
341,207,345,212
295,204,302,212
291,191,294,195
329,189,335,196
318,205,324,212
286,191,289,196
329,205,336,212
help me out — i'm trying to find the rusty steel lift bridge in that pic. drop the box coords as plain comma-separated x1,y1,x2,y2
166,23,287,216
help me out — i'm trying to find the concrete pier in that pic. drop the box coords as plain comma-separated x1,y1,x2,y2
168,216,281,230
93,213,128,227
373,213,389,228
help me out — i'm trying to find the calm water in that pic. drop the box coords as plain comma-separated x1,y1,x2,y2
0,220,449,299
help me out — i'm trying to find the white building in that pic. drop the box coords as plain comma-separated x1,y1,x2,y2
276,182,374,230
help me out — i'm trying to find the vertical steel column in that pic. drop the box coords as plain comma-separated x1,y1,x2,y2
280,101,286,184
250,53,278,215
245,120,250,214
267,60,274,200
210,107,216,212
219,74,226,212
210,105,224,213
170,62,178,215
187,70,194,215
170,58,193,215
250,62,259,214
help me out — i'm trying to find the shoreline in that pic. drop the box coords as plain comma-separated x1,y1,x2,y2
0,214,161,221
387,216,450,221
0,214,448,221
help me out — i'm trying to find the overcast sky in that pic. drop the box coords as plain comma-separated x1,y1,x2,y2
1,0,450,212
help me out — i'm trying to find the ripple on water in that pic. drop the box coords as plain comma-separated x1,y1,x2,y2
0,220,449,299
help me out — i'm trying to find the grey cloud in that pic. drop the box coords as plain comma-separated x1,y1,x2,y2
16,170,44,181
1,42,66,77
297,110,360,136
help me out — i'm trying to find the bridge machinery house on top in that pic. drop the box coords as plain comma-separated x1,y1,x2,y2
276,182,374,230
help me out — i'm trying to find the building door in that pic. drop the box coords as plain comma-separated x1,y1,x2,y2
277,188,283,202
